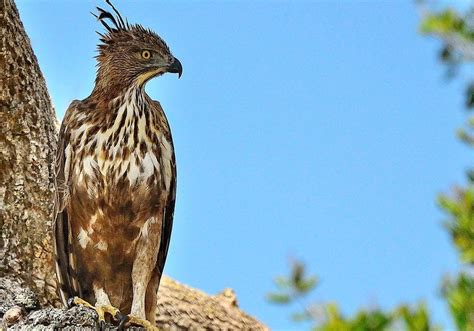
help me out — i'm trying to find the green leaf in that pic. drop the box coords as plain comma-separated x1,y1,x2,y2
295,276,319,294
266,293,291,304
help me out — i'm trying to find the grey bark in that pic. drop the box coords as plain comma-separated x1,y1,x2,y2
0,0,267,329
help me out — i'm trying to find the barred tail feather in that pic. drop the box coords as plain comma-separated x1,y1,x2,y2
53,211,82,305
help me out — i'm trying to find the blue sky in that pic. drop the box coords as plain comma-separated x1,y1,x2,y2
17,1,472,329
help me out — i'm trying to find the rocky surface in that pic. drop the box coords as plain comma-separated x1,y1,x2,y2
0,277,116,330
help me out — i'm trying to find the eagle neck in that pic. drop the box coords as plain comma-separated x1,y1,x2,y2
90,83,146,109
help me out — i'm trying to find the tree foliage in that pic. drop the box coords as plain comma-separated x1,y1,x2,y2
420,6,474,108
268,261,440,330
268,4,474,330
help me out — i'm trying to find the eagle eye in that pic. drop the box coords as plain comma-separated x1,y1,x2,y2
141,50,151,60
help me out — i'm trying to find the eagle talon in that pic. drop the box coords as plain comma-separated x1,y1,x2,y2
95,304,123,329
68,297,95,310
123,314,159,331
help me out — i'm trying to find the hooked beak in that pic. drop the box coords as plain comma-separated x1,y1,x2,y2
167,57,183,78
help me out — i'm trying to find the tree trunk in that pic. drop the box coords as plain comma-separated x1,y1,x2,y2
0,0,59,306
0,1,267,329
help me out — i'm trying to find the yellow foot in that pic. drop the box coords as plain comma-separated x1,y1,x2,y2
68,297,94,309
120,314,159,331
68,297,123,329
95,304,123,328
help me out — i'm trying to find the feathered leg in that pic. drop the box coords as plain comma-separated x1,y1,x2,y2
145,270,159,324
121,216,161,330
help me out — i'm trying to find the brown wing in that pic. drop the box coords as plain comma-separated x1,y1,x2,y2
156,157,176,281
52,100,81,305
154,101,177,283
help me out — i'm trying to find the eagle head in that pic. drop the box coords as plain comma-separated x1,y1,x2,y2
94,0,182,90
